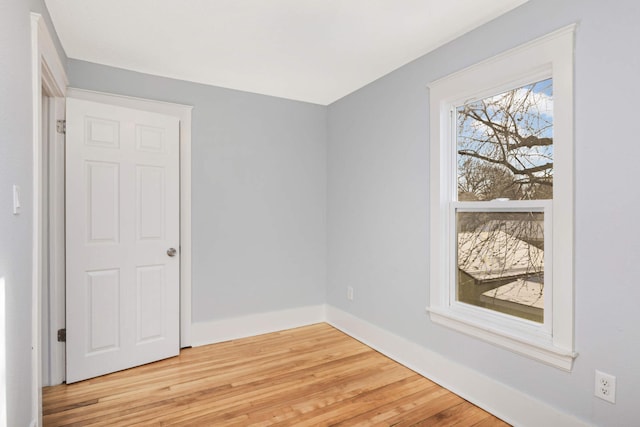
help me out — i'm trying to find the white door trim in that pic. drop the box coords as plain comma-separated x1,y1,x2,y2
66,88,193,349
31,12,68,426
39,94,66,387
45,96,66,387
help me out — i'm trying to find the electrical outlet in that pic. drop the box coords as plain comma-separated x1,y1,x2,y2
595,370,616,403
347,286,354,301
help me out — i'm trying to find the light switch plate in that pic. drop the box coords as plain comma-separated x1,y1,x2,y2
13,185,21,215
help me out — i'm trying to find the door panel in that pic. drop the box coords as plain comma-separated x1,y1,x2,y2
66,98,180,383
86,161,120,243
136,265,165,343
137,166,164,240
86,269,120,353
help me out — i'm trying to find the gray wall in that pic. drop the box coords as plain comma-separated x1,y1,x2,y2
328,0,640,425
67,61,328,323
0,1,66,425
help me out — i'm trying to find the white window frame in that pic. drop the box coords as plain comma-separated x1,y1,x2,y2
428,25,577,371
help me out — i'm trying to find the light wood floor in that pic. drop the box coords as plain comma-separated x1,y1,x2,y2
43,323,509,426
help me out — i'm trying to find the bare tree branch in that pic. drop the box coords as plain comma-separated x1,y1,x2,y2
458,150,553,175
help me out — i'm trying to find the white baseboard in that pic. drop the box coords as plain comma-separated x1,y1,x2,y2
190,304,326,347
325,305,589,427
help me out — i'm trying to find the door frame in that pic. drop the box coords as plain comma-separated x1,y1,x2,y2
41,88,66,388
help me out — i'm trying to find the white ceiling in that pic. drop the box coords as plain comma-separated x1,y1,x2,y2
45,0,527,105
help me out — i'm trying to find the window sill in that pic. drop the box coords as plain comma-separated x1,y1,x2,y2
427,306,577,371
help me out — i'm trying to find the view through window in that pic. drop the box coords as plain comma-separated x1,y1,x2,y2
454,78,552,323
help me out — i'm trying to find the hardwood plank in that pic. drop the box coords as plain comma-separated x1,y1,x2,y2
472,415,513,427
43,323,509,426
173,360,414,425
89,352,395,426
332,387,459,426
409,401,489,426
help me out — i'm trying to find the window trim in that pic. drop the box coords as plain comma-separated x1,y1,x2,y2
427,25,576,371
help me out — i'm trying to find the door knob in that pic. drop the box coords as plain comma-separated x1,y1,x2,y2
167,248,177,257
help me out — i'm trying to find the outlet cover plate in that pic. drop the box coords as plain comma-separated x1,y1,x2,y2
595,370,616,403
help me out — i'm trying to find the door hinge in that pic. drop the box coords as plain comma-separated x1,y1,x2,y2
57,328,66,342
56,119,66,134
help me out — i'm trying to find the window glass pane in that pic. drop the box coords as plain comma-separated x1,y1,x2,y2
457,211,544,323
456,79,553,201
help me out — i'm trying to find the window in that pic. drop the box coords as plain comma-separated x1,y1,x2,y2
428,26,576,370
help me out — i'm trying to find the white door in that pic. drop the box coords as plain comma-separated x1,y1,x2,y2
65,98,180,383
